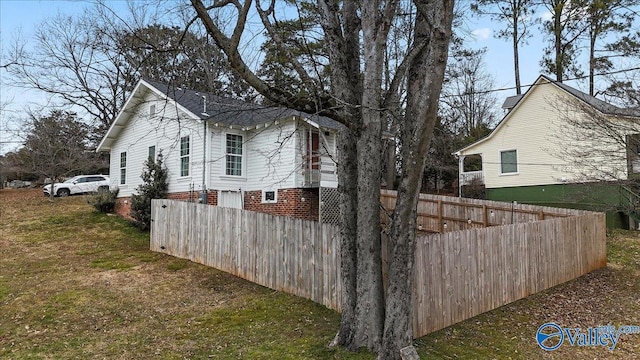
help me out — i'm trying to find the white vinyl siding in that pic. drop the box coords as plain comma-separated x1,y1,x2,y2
459,83,580,188
209,122,298,190
108,89,205,197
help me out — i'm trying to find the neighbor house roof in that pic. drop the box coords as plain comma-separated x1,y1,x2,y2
98,79,343,151
544,75,640,117
453,74,640,156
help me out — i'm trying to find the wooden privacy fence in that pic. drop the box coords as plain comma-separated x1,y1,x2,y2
151,200,343,309
380,189,577,233
151,195,606,338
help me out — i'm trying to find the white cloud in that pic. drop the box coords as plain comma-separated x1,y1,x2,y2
472,28,492,40
539,10,553,21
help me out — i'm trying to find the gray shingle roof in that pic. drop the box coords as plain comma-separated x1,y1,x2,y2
145,79,343,130
540,75,640,117
501,94,524,110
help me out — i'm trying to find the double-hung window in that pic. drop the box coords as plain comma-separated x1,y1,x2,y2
225,134,243,176
500,150,518,174
180,136,190,177
120,152,127,184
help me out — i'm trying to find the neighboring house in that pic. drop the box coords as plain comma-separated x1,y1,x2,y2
97,79,342,222
454,75,640,228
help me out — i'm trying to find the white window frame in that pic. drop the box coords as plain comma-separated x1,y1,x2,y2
120,152,127,185
225,133,244,177
180,135,190,177
261,190,278,204
499,149,518,175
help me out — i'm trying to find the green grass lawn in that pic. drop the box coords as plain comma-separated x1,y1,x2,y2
1,189,639,359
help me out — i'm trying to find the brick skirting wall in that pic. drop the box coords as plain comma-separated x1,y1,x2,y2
167,191,218,205
114,197,133,220
114,188,317,221
114,191,218,219
244,188,319,221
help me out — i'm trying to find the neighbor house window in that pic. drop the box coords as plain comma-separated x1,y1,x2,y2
149,104,156,117
120,152,127,184
180,136,190,177
500,150,518,174
148,145,156,162
226,134,243,176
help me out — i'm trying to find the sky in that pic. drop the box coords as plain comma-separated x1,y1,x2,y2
0,0,636,154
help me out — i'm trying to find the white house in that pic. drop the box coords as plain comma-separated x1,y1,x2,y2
97,79,342,221
454,75,640,227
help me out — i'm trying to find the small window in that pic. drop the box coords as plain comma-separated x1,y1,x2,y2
149,104,156,117
500,150,517,174
180,136,190,177
226,134,243,176
262,190,277,204
148,145,156,162
120,152,127,184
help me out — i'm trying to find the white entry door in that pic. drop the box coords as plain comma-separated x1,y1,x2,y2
218,190,243,209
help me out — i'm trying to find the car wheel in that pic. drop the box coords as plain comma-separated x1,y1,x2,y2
98,186,109,192
57,188,71,197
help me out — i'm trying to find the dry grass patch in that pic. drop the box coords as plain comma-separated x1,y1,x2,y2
3,188,639,359
0,189,371,359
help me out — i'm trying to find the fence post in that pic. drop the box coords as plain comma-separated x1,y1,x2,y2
438,200,443,233
483,205,488,227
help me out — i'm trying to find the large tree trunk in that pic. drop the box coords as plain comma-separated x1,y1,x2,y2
320,0,363,349
351,4,388,351
332,127,359,348
190,1,454,358
589,31,596,96
381,1,454,358
554,2,564,82
513,22,521,95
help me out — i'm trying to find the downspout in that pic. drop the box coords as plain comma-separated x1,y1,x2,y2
200,119,207,203
201,95,208,203
457,154,465,198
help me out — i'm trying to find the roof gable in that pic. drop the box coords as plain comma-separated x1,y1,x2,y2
455,75,640,155
97,79,343,152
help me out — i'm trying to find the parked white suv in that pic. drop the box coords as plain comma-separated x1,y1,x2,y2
43,175,110,197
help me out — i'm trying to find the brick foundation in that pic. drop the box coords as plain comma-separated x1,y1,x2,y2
114,197,133,220
244,188,319,221
114,188,318,221
167,190,218,205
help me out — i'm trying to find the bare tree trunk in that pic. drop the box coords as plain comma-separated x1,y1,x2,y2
381,1,454,358
513,23,522,95
351,4,388,351
386,141,396,190
589,33,596,96
554,3,563,82
190,1,454,357
49,178,56,202
332,128,358,348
